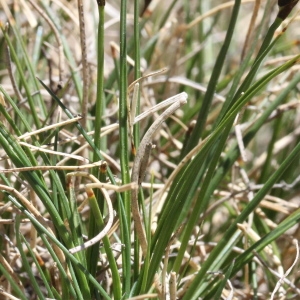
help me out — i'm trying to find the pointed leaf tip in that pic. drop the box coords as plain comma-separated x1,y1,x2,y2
277,0,299,20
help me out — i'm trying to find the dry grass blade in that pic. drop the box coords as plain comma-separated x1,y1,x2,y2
131,95,187,257
1,0,300,298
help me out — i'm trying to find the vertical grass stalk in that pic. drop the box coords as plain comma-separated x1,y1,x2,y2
181,0,241,157
93,1,105,159
119,0,131,197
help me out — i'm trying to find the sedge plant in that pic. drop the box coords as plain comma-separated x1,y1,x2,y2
0,0,300,299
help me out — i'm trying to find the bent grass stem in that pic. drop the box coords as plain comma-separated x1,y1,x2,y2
131,94,187,257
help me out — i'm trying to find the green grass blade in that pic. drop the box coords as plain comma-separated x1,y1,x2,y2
93,2,106,156
0,257,27,300
181,0,242,156
1,25,45,127
21,236,55,298
182,138,300,300
3,191,111,299
212,259,235,300
15,218,47,300
119,0,131,213
86,187,122,299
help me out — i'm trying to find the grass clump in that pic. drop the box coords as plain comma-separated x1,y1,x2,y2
0,0,300,299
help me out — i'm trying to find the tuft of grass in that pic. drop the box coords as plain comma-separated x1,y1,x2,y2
0,0,300,299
